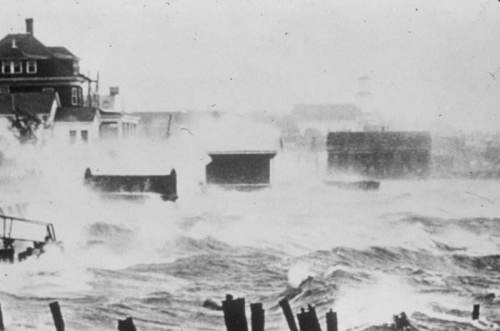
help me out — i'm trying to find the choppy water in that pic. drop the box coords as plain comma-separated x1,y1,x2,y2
1,148,500,330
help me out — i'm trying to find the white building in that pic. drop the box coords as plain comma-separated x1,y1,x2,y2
52,107,101,144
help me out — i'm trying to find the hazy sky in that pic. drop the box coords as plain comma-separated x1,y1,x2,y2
2,0,500,130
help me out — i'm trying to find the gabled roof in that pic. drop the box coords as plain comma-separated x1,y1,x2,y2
0,34,78,60
0,34,53,59
55,107,98,122
0,91,58,116
46,46,78,60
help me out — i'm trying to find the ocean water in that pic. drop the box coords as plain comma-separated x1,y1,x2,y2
0,147,500,331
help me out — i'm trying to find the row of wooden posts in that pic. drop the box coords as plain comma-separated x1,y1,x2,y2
0,301,137,331
0,298,484,330
223,294,338,331
222,296,485,331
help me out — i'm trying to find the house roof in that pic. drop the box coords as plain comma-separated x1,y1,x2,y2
0,34,77,60
46,46,78,60
208,150,277,157
100,110,123,117
292,104,362,121
55,107,98,122
0,91,58,116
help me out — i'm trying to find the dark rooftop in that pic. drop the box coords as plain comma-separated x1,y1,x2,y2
0,91,58,116
55,107,98,122
208,150,277,156
0,34,78,60
46,46,78,60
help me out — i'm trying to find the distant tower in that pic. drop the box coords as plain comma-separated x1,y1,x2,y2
356,75,372,114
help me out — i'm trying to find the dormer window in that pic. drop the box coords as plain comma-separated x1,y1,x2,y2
1,61,23,74
26,60,37,74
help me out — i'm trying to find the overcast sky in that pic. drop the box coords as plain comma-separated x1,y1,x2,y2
2,0,500,130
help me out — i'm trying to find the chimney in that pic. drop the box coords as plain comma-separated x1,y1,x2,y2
109,86,119,96
25,18,34,35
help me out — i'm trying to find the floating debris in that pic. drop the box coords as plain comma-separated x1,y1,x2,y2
0,213,59,263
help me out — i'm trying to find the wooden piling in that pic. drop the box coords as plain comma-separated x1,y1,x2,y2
297,305,322,331
49,301,65,331
279,298,299,331
0,303,4,331
325,309,337,331
222,294,248,331
307,304,322,331
472,304,480,320
250,303,264,331
118,317,137,331
296,308,307,331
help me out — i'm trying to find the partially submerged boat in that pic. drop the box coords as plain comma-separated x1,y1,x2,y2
0,214,59,263
84,168,178,201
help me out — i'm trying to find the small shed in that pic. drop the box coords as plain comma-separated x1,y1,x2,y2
206,151,277,185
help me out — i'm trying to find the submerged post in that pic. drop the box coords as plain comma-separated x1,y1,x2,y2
296,308,307,331
472,304,480,320
279,298,299,331
297,305,322,331
308,305,322,331
0,303,4,331
250,303,264,331
326,309,337,331
118,317,137,331
222,294,249,331
49,301,65,331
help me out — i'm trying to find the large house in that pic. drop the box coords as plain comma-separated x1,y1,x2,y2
0,18,86,108
0,18,137,144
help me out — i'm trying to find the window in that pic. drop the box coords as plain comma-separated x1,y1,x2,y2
12,61,22,74
81,130,88,143
26,60,37,74
69,130,77,144
1,62,10,74
1,61,23,74
71,87,78,106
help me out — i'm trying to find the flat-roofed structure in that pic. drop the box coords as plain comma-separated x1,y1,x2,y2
327,131,431,178
206,150,277,185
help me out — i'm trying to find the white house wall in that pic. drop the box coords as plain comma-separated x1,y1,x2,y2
51,119,100,145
